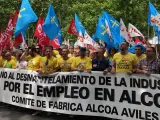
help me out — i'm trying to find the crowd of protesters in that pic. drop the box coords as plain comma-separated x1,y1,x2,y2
0,41,160,120
0,41,159,75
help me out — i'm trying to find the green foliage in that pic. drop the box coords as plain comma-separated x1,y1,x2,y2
0,0,159,43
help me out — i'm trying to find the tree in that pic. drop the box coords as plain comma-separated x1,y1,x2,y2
0,0,159,44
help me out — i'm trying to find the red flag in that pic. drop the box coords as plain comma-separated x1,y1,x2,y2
6,14,14,35
34,18,45,38
50,37,60,49
0,31,3,50
1,14,15,50
68,18,78,36
0,32,9,49
135,37,145,45
34,18,50,51
13,9,19,27
13,34,23,47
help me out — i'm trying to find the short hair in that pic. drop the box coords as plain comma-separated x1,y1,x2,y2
147,47,156,53
122,41,129,47
135,45,142,50
45,45,53,50
110,47,118,53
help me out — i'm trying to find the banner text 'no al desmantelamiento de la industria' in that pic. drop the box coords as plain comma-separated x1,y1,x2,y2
0,68,160,120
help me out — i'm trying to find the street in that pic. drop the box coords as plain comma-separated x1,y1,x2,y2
0,103,110,120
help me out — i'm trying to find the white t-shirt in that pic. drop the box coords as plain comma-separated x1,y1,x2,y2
16,61,28,69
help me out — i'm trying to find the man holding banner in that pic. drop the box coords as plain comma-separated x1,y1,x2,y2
72,47,92,73
137,46,160,75
40,46,58,74
111,42,137,74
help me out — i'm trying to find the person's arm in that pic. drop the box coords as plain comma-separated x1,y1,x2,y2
103,59,111,74
20,49,28,61
53,58,59,72
71,58,79,71
111,62,116,74
84,59,92,73
132,55,138,73
136,60,150,76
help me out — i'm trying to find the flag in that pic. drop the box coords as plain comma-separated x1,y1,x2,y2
14,0,38,37
14,33,23,47
51,36,60,48
6,14,14,35
68,18,79,36
148,2,159,26
104,19,112,39
95,16,114,50
102,11,123,46
50,30,62,48
34,18,50,51
135,37,144,44
120,18,134,45
150,14,160,31
34,18,45,39
92,34,96,41
148,2,159,34
75,13,86,36
43,4,60,40
84,32,97,51
1,14,15,50
84,32,95,46
76,31,85,47
95,16,110,43
0,31,4,50
128,23,144,38
20,32,28,49
13,9,19,27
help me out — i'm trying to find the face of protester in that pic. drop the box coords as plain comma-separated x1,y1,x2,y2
62,49,69,58
69,46,74,54
89,51,95,59
80,51,86,58
135,46,142,55
110,48,117,56
45,48,52,58
146,47,156,58
86,50,90,57
97,49,103,58
99,47,106,55
74,46,80,57
5,52,11,61
74,46,80,53
120,42,128,52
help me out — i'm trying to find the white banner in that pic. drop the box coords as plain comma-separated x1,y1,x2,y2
0,68,160,120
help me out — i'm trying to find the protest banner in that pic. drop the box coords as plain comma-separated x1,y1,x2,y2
0,68,160,120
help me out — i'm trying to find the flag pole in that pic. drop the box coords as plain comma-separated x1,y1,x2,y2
68,39,69,49
148,26,150,40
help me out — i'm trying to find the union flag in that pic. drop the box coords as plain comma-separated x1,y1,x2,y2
68,18,79,36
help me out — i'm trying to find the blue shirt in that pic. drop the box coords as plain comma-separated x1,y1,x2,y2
92,58,110,71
